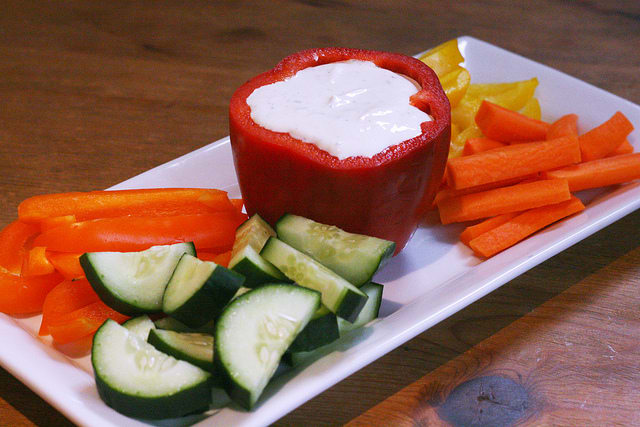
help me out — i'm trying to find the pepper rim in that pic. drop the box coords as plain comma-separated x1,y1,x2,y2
229,47,451,170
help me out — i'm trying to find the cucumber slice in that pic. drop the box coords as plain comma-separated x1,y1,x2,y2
92,319,211,419
285,283,384,367
276,214,395,287
122,315,156,340
162,254,244,328
288,305,339,353
214,283,320,409
155,317,216,335
261,237,368,323
338,282,384,334
80,242,196,315
147,329,214,372
229,214,288,287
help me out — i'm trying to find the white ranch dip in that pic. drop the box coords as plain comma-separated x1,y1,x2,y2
246,60,432,160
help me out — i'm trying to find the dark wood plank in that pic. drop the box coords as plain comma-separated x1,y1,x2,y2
348,210,640,426
0,1,638,425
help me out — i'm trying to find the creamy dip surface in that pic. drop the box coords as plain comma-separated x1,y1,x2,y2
246,60,432,160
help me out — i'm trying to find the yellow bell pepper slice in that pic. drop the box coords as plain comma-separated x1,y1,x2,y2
440,67,471,109
449,124,483,159
519,97,541,120
451,78,539,129
419,39,464,78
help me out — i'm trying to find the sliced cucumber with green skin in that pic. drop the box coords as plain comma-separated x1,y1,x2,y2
80,242,196,315
261,237,368,323
288,305,339,353
229,214,289,287
122,315,156,340
162,253,244,328
155,317,216,335
338,282,384,334
92,319,211,419
214,283,320,409
276,214,395,287
147,329,214,372
284,283,384,367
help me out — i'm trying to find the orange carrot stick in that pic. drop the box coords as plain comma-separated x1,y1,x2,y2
18,188,235,223
578,111,634,162
608,138,634,157
460,212,519,246
469,196,585,258
436,174,538,205
438,179,570,224
543,153,640,192
547,114,578,140
474,100,550,142
446,136,581,190
462,138,506,156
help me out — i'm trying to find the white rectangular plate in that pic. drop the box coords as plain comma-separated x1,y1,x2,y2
1,36,639,427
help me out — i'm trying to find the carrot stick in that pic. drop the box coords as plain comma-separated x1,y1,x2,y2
608,138,634,157
32,211,247,253
578,111,634,162
542,153,640,192
446,136,581,190
547,113,578,140
438,179,570,224
436,174,538,205
469,196,585,258
18,188,236,223
462,138,506,156
474,100,550,142
460,212,519,246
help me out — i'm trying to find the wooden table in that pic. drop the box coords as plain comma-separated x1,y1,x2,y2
1,1,638,425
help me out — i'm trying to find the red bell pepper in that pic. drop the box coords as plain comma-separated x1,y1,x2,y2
229,48,450,253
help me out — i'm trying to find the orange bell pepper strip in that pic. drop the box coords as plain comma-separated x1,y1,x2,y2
39,215,77,233
39,278,100,335
48,300,129,344
0,271,63,315
198,250,232,267
33,211,247,253
22,246,56,277
18,188,236,224
0,220,40,275
46,252,85,280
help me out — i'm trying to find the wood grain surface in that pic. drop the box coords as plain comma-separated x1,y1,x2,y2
1,1,638,426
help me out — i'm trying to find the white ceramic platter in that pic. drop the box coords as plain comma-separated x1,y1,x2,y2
1,36,639,427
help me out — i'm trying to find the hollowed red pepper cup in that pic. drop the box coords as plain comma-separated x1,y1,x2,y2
229,47,450,254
